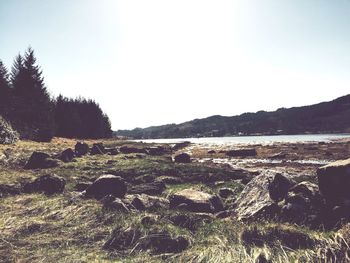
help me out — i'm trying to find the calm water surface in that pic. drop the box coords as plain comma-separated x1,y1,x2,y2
136,134,350,145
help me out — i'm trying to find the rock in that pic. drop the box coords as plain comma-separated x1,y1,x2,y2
172,141,191,151
208,150,216,154
174,153,191,163
317,158,350,207
74,182,92,192
169,188,224,213
101,195,130,213
22,174,65,195
146,146,168,156
140,231,190,254
226,148,257,157
0,184,21,197
155,176,183,185
234,172,284,220
24,152,59,169
128,182,166,196
59,148,75,162
124,194,169,211
0,117,19,144
90,143,105,155
219,188,235,199
281,181,324,226
85,175,127,199
105,148,119,155
119,145,147,154
75,142,89,156
268,173,295,202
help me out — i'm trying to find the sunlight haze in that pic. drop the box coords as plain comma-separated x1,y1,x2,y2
1,0,350,130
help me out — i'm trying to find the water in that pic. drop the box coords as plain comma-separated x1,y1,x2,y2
135,134,350,146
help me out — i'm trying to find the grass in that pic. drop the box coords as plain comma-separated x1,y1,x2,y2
0,138,348,262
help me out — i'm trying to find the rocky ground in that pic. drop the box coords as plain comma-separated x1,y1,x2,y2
0,137,350,262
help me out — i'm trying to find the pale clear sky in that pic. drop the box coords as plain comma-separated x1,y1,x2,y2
1,0,350,130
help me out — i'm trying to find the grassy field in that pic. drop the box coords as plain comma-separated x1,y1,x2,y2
0,138,348,262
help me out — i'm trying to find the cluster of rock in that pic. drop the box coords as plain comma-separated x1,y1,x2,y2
233,157,350,229
23,141,190,170
0,116,19,144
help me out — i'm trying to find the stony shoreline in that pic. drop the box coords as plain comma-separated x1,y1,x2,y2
0,138,350,262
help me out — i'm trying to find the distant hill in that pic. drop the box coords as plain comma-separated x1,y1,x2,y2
115,94,350,139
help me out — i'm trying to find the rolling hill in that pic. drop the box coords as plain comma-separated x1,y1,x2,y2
115,94,350,139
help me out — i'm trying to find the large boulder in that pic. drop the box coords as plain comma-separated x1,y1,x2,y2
22,174,65,195
268,173,295,202
281,181,324,226
226,148,257,157
0,117,18,144
174,153,191,163
84,175,127,199
24,152,60,169
169,188,224,213
75,142,89,156
234,172,293,220
317,158,350,207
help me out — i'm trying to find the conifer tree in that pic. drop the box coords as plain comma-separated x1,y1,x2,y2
0,60,11,119
11,48,55,141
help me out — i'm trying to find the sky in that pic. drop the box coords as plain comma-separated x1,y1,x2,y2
1,0,350,130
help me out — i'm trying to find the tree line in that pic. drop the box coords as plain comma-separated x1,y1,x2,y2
0,48,112,141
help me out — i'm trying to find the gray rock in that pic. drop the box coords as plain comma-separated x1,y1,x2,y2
22,174,65,195
169,188,224,213
281,181,323,226
85,175,127,199
24,152,59,169
234,172,287,220
123,194,169,211
90,143,105,155
174,153,191,163
317,158,350,207
268,173,295,202
59,148,75,162
75,142,89,156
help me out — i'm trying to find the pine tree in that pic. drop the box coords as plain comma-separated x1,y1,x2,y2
11,48,55,141
0,60,11,119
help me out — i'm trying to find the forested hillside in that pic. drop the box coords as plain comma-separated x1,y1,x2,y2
115,94,350,139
